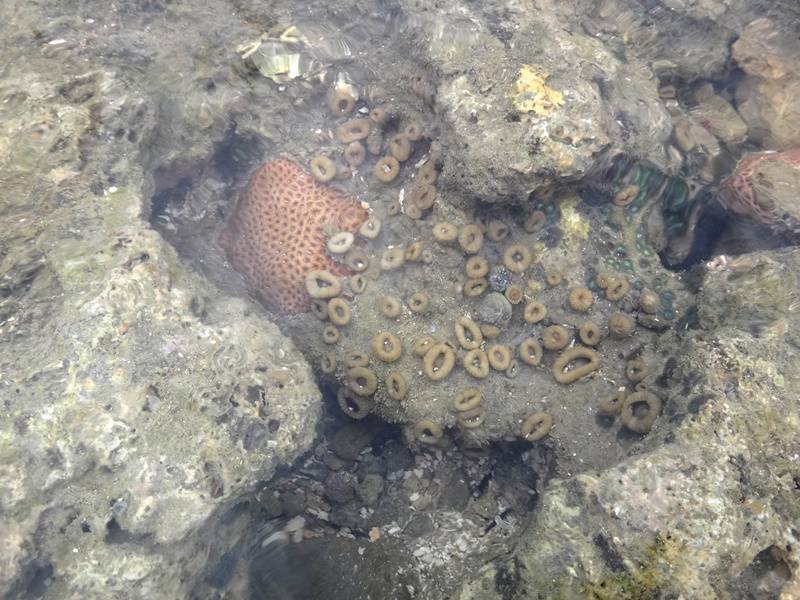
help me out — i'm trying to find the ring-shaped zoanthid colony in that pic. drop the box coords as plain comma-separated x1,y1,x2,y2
221,79,688,471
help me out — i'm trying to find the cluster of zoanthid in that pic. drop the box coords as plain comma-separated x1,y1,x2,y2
301,83,664,446
308,80,436,212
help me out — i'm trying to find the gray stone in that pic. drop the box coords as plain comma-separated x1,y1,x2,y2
355,473,385,506
477,293,513,327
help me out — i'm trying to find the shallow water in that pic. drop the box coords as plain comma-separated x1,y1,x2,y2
2,1,800,599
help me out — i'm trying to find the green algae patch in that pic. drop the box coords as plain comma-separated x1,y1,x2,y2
583,533,683,600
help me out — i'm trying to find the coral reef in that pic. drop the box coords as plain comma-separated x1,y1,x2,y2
220,159,368,313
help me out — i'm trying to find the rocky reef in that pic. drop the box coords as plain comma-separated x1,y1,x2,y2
2,0,800,598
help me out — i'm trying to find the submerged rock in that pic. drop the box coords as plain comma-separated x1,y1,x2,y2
456,247,800,599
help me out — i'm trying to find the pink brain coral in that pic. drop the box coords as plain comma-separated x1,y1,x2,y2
220,159,368,314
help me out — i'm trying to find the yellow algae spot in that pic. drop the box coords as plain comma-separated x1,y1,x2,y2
82,377,94,393
511,65,564,116
369,526,380,542
110,367,126,386
559,197,589,246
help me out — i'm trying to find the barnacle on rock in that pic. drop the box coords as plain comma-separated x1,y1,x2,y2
523,301,547,324
306,270,342,299
380,247,406,270
320,352,337,374
349,274,368,294
568,287,594,312
378,295,402,319
344,142,366,167
414,419,443,445
463,278,489,297
638,289,661,314
521,412,553,442
487,344,512,370
503,244,532,273
504,284,524,305
344,247,369,272
337,387,371,420
359,216,381,240
455,316,483,350
386,371,408,400
620,391,661,433
372,331,403,362
328,85,357,117
327,297,351,325
598,390,626,416
463,349,490,379
457,406,486,429
606,277,630,301
578,321,602,346
310,155,337,183
347,366,378,396
327,231,354,254
458,224,484,254
373,156,400,182
388,134,412,161
465,256,489,278
608,312,635,337
344,350,370,368
543,325,570,350
453,388,482,412
432,222,458,243
412,336,435,357
487,220,510,242
524,210,546,233
626,359,649,383
518,338,543,365
336,118,371,143
423,343,456,380
552,346,601,384
408,291,430,313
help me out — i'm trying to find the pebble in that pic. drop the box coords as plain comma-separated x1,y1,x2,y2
478,292,513,327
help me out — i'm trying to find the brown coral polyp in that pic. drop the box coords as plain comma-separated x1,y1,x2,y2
458,225,484,254
310,155,337,183
463,349,490,379
414,419,443,445
423,344,456,380
523,301,547,324
453,388,482,412
465,256,489,278
386,371,408,400
455,316,483,350
543,325,570,350
620,391,661,433
487,344,512,370
552,346,601,384
608,313,635,337
373,156,400,182
372,331,403,362
503,244,532,273
336,118,371,143
518,338,543,366
337,387,371,420
378,295,402,318
568,287,594,312
327,297,351,325
521,412,553,441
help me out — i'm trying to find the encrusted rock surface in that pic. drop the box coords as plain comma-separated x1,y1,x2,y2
0,4,320,598
455,248,800,599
